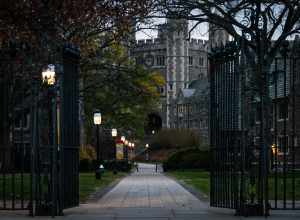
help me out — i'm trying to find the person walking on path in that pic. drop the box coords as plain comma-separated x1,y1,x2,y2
134,162,139,172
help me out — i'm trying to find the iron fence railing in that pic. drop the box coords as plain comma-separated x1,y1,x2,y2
210,41,300,216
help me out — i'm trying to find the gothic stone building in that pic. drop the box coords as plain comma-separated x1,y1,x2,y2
132,19,209,131
173,78,209,143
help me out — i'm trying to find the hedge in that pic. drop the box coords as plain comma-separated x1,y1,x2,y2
150,129,201,150
163,148,210,171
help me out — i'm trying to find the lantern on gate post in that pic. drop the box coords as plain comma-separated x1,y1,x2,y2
42,64,56,86
40,64,59,215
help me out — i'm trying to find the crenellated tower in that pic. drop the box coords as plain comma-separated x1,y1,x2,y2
132,18,208,129
164,18,189,127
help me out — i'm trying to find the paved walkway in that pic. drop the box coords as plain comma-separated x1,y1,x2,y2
65,163,211,219
1,163,300,219
95,163,207,209
63,163,300,220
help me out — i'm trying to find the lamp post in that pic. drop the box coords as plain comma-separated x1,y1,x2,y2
120,136,126,160
93,110,102,179
145,144,149,161
111,128,117,159
128,142,132,160
132,143,135,160
111,129,117,174
124,140,129,161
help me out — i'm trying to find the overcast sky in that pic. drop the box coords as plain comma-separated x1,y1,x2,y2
135,20,209,40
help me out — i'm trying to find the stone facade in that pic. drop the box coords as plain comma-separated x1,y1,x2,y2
172,78,209,143
132,19,209,128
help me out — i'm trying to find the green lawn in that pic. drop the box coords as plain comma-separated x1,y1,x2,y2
79,171,126,202
168,170,300,200
0,174,31,200
168,170,210,196
267,174,300,200
0,171,126,202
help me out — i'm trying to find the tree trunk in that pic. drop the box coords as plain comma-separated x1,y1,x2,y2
257,59,272,216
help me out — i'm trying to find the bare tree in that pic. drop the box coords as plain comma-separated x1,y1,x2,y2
157,1,300,61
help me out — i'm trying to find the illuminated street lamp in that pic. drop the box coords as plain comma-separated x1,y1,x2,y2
121,136,125,142
93,111,102,125
93,110,102,179
124,140,129,161
128,142,132,160
111,128,118,173
112,128,117,137
131,143,135,160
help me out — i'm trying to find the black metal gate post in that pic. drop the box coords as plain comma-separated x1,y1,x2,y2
60,45,80,210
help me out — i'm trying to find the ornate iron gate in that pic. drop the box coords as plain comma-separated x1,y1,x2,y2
210,42,242,211
210,41,300,216
0,44,80,216
0,46,34,212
